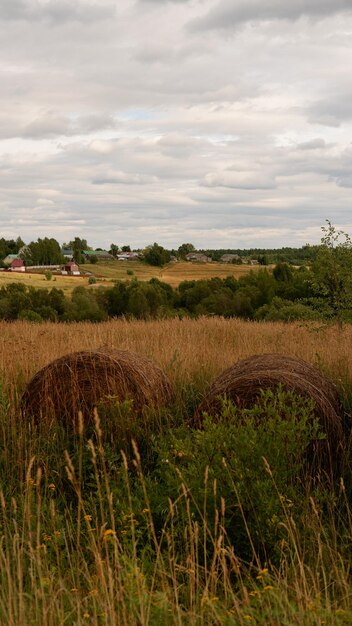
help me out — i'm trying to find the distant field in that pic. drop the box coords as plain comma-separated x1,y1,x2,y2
85,260,267,287
0,260,267,292
0,270,90,292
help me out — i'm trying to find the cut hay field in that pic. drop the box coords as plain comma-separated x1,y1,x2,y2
0,269,90,292
83,260,267,287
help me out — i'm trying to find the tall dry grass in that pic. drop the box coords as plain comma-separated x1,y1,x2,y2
1,317,352,399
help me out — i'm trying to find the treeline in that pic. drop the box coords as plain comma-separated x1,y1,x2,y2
0,234,321,267
0,261,349,323
208,244,320,265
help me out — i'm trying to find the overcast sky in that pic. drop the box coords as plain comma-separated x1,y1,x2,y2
0,0,351,249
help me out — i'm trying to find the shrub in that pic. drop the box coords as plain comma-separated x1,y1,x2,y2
147,388,324,564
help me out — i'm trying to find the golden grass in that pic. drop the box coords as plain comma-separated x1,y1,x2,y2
2,317,352,401
76,260,266,288
0,270,90,292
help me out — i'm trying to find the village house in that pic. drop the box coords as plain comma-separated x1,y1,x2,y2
84,250,114,261
10,258,25,272
185,252,212,263
61,261,80,276
220,254,242,264
117,251,141,261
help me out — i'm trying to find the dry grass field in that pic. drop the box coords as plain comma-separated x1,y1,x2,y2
0,269,89,292
82,260,266,287
2,317,351,402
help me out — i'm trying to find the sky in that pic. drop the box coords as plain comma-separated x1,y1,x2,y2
0,0,352,250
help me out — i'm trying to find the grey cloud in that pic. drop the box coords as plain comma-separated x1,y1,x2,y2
0,0,115,23
21,112,117,139
190,0,352,31
308,96,352,127
296,138,327,151
202,170,276,190
92,171,158,185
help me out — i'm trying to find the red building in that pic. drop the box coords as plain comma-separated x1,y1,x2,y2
10,259,25,272
61,262,80,276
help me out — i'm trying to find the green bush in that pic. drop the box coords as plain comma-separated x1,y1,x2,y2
146,388,325,563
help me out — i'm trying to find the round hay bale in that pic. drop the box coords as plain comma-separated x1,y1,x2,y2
195,353,344,465
21,348,173,424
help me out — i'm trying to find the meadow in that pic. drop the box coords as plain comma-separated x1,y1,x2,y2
1,318,352,625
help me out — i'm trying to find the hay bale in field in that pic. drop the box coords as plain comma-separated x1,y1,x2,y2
195,353,344,463
21,348,173,425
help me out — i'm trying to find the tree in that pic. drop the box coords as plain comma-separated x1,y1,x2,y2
110,243,120,257
24,238,64,265
144,243,170,267
178,243,195,259
311,220,352,326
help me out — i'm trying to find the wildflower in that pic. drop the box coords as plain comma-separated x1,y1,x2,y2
142,508,150,514
43,533,52,542
54,530,61,537
84,514,92,522
263,585,274,592
103,529,116,541
88,589,98,597
121,530,127,535
258,568,268,575
244,616,254,622
249,591,259,597
70,588,79,593
83,612,90,619
48,483,56,491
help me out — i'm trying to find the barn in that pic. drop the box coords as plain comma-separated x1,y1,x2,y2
61,262,80,276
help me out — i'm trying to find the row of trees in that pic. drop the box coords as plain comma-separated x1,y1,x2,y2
0,235,323,268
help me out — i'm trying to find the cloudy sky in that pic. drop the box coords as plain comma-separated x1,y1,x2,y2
0,0,352,249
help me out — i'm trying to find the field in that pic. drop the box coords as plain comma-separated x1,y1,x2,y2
1,318,352,624
0,261,266,293
85,260,267,288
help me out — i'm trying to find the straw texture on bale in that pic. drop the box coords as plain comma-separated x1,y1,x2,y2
195,353,344,459
22,348,173,423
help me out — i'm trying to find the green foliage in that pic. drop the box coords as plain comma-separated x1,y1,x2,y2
177,242,195,259
88,276,97,285
144,242,171,267
24,237,64,265
148,388,323,563
312,221,352,325
45,270,53,281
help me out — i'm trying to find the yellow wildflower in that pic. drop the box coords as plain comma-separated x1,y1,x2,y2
103,529,116,541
